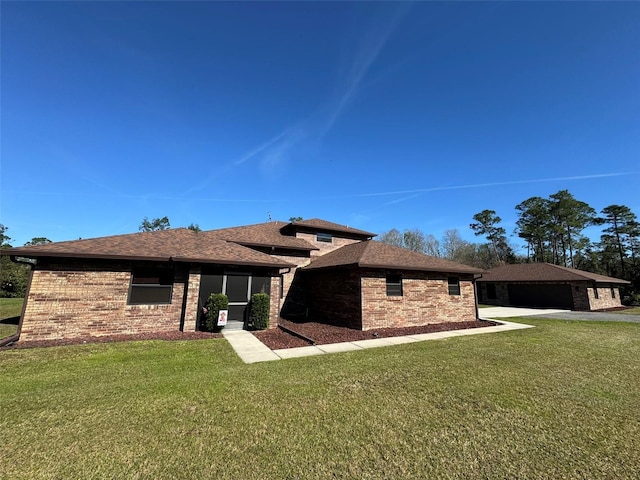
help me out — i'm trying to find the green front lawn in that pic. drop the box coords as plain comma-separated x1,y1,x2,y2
615,306,640,315
0,298,22,339
1,318,639,479
0,297,23,321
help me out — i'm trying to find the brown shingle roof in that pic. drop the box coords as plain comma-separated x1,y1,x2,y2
289,218,376,238
3,229,294,268
303,240,483,274
477,263,630,284
208,221,318,251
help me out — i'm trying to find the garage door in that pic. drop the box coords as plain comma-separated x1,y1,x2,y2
507,284,574,309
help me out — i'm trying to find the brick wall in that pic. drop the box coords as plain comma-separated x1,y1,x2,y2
270,253,311,302
19,260,187,342
182,266,202,332
360,270,476,330
268,276,281,329
296,232,361,258
302,268,363,329
585,284,624,310
303,268,477,330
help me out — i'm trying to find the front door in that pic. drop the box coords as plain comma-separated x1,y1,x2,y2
224,273,251,322
198,268,272,330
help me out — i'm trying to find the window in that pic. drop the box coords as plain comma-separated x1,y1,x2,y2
486,283,497,300
448,277,461,295
611,287,616,299
128,266,174,305
593,284,599,299
316,232,333,243
386,274,403,296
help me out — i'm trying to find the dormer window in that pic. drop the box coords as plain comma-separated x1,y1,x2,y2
317,232,333,243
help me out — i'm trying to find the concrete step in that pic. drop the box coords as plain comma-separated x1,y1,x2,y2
222,321,246,331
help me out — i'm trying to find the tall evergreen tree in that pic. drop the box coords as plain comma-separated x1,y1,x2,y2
470,209,513,265
548,190,596,267
599,205,638,277
515,196,551,262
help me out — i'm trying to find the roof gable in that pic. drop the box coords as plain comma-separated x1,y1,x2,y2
286,218,376,238
303,240,483,274
208,221,318,251
477,263,630,284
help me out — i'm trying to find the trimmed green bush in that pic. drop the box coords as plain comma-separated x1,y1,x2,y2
249,292,270,330
203,293,229,331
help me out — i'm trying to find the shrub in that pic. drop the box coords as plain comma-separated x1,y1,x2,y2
0,258,29,298
203,293,229,331
249,292,270,330
622,292,640,306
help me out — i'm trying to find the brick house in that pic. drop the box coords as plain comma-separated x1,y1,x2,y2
5,219,483,342
477,263,630,311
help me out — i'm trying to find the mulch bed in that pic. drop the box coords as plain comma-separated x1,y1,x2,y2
0,331,222,351
253,319,498,350
2,320,499,352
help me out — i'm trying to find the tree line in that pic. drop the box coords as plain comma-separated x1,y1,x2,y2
0,225,52,298
379,189,639,304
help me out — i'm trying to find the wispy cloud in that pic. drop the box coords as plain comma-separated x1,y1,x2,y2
346,172,639,199
351,172,640,216
182,5,410,192
16,171,635,206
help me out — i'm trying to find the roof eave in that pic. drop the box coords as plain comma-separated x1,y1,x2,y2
360,262,482,274
5,251,295,268
5,251,172,262
230,240,319,251
304,261,481,274
171,256,295,268
477,277,631,284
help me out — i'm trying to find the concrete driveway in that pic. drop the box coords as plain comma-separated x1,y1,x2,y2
480,306,640,323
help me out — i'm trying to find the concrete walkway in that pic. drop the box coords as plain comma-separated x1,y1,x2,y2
223,318,534,364
479,306,569,319
222,330,280,363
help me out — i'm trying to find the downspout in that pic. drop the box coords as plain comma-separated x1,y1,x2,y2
278,267,291,323
473,273,483,321
1,256,38,346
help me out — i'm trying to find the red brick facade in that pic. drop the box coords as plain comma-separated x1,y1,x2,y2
303,268,477,330
20,260,187,342
15,221,481,342
360,270,476,329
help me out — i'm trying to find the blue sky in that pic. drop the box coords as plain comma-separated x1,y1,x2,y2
2,1,639,250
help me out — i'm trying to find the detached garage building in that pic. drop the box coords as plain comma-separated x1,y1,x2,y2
477,263,629,311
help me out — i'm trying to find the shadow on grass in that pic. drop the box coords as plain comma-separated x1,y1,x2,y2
1,316,20,326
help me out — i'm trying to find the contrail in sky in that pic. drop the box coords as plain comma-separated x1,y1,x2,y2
341,172,638,199
14,171,637,203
